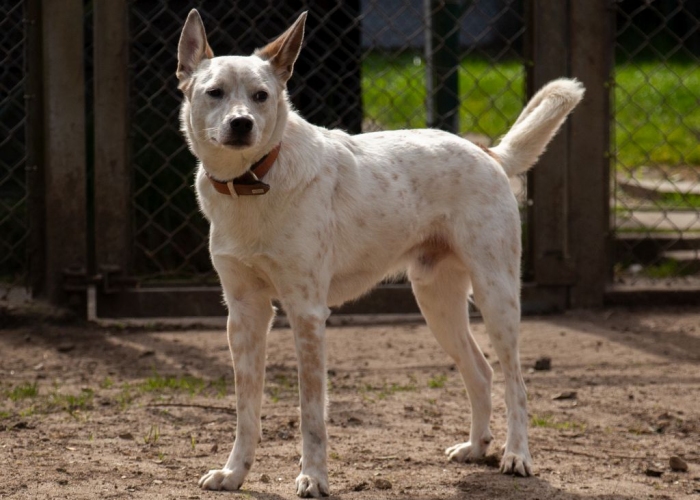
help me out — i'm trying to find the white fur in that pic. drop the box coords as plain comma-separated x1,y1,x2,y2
177,9,583,498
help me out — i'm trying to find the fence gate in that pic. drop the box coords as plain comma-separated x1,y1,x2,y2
8,0,616,319
608,1,700,305
0,1,31,299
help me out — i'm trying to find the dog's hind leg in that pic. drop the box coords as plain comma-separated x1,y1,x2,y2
465,229,533,477
409,262,495,462
199,260,275,491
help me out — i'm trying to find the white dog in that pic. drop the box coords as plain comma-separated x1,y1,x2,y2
177,9,583,497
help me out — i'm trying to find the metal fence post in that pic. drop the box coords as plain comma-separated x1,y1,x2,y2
568,0,612,307
40,0,87,307
94,0,131,277
425,0,462,133
25,0,45,297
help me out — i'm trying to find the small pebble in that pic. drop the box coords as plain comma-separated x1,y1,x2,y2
374,478,392,490
534,357,551,371
57,343,75,353
669,456,688,472
260,473,271,483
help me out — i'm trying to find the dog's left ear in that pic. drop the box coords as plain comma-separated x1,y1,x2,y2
177,9,214,93
255,11,307,84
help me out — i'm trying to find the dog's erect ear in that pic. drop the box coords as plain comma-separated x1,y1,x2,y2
177,9,214,91
255,11,307,84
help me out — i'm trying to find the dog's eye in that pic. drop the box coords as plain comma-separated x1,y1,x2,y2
254,91,268,103
206,88,223,98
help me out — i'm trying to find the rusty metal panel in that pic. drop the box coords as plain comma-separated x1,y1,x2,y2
568,0,613,307
41,0,87,305
94,0,131,274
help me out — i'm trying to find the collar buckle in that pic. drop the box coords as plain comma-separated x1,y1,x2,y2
206,143,281,197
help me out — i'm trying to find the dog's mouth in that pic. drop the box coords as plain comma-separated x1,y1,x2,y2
208,136,252,150
221,139,253,150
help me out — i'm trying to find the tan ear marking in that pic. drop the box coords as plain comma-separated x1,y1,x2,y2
254,11,307,83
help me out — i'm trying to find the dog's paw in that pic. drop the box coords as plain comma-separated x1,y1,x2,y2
445,440,489,462
198,468,245,491
295,473,329,498
500,451,533,477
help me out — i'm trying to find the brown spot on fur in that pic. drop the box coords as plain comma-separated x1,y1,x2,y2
477,143,501,165
294,315,325,405
414,234,451,270
234,373,256,401
371,171,390,190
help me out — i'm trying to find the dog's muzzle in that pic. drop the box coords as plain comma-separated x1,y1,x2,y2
223,117,254,147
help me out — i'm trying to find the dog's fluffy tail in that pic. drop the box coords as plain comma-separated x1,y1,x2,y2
491,78,584,177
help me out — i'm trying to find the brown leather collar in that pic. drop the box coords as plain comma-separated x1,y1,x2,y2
205,143,281,196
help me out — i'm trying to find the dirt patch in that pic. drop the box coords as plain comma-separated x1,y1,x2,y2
1,308,700,499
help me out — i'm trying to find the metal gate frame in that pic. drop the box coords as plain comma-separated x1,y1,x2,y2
31,0,678,320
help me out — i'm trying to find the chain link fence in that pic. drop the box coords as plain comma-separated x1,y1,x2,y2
0,1,28,296
613,0,700,286
128,0,527,282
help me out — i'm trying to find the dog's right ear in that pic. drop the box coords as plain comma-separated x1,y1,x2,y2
255,11,307,84
177,9,214,93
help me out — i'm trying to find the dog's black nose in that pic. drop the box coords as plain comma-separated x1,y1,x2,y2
230,117,253,133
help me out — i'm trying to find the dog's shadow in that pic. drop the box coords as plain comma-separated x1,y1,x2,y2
444,469,639,500
233,472,639,500
228,467,640,500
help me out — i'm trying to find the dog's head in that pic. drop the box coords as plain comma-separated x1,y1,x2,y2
177,10,306,176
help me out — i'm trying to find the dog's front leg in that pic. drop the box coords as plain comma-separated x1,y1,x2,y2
199,288,274,491
286,302,331,498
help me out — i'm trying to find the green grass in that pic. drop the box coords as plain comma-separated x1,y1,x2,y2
99,377,114,389
359,378,418,401
362,53,700,170
143,424,161,445
49,389,94,415
7,382,39,401
642,258,696,279
655,190,700,210
363,53,524,138
531,414,586,432
267,373,296,403
427,374,448,389
139,373,206,396
615,61,700,168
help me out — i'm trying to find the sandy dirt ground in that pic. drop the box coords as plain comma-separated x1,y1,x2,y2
1,308,699,499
